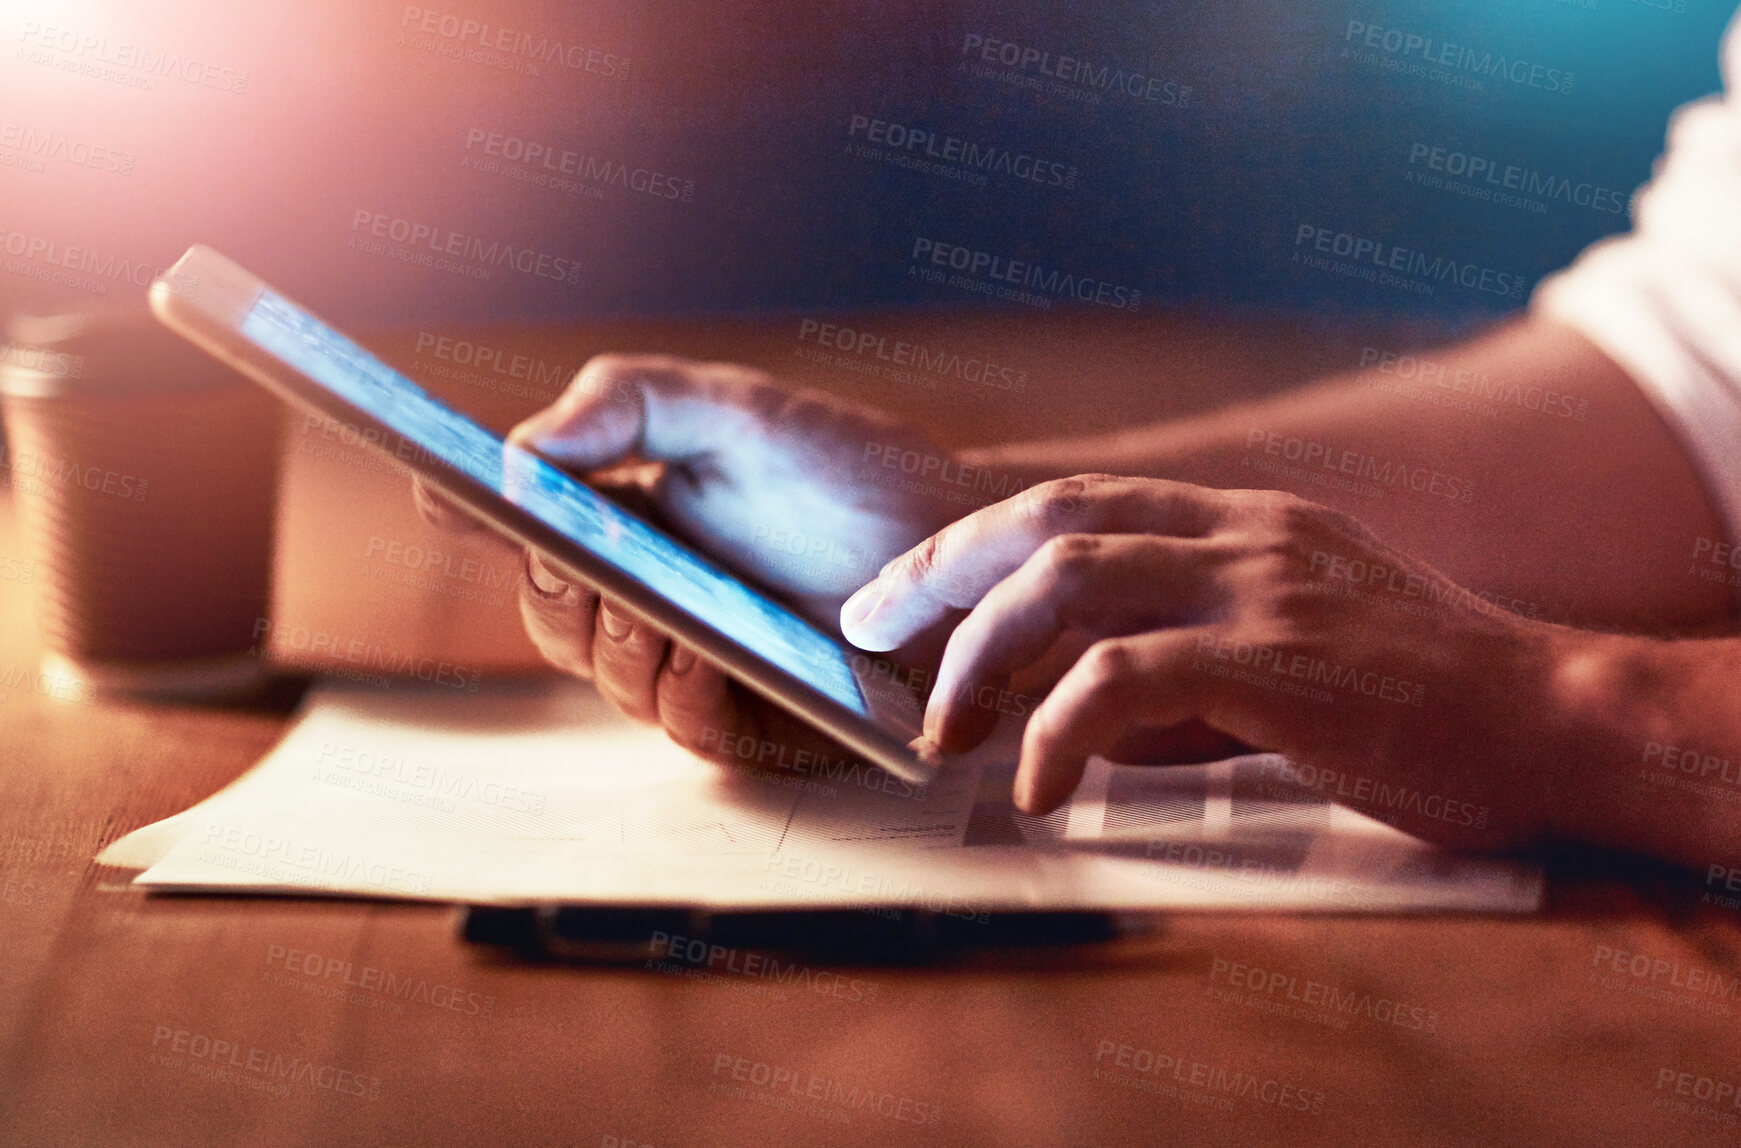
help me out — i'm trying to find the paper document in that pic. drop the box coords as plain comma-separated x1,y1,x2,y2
99,681,1541,913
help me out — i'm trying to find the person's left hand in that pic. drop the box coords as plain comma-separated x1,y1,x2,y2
839,474,1581,850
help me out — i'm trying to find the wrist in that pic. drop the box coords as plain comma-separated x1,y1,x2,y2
1532,625,1654,850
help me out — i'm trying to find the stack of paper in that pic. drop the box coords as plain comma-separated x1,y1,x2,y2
99,681,1541,914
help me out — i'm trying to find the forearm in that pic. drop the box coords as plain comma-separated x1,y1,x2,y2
962,314,1731,631
1544,629,1741,868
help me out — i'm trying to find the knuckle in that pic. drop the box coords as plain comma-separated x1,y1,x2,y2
888,531,944,587
1037,474,1186,532
570,352,632,390
567,353,682,406
1028,476,1094,523
705,357,778,388
1238,548,1301,588
1088,475,1152,519
1233,492,1353,566
1077,638,1140,694
518,595,592,678
1250,489,1367,545
1036,533,1101,590
1254,488,1318,527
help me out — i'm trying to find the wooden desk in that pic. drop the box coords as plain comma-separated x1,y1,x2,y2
3,311,1737,1147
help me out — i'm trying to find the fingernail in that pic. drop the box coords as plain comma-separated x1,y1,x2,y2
526,552,570,597
599,602,633,640
922,697,946,744
508,409,559,447
840,581,883,636
669,645,697,675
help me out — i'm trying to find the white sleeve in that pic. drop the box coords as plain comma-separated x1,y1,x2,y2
1532,16,1741,538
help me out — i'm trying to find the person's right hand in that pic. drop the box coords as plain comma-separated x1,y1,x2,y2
418,353,964,765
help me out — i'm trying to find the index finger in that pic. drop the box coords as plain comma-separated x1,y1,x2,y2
840,475,1228,651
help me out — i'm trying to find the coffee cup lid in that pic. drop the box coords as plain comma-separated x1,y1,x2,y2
0,302,240,400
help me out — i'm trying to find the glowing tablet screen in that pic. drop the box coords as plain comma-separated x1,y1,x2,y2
239,289,869,716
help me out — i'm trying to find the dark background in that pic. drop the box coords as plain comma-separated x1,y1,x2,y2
0,0,1731,329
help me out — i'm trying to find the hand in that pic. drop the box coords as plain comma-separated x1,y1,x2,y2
839,474,1577,849
419,354,962,766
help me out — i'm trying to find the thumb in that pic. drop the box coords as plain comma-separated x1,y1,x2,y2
508,354,766,472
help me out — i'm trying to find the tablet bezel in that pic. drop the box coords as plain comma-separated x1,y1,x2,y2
148,244,939,786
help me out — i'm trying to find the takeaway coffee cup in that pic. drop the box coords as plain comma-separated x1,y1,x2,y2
0,303,281,699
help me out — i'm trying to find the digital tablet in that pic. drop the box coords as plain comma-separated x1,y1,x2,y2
149,244,938,786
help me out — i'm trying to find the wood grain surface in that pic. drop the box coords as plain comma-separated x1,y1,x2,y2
2,310,1735,1147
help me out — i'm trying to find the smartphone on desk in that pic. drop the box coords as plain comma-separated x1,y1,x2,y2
148,244,938,786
